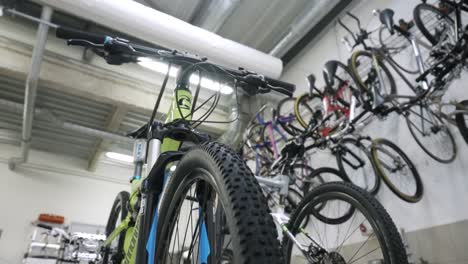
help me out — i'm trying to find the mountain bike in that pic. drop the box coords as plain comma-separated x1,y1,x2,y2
246,116,409,263
341,9,467,163
55,26,296,264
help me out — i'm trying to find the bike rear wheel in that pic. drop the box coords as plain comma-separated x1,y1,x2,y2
371,138,423,203
294,93,324,129
413,3,455,46
379,27,421,75
155,142,283,264
277,96,304,136
349,50,397,107
283,182,408,264
303,167,352,224
102,191,129,264
335,137,381,195
405,103,457,163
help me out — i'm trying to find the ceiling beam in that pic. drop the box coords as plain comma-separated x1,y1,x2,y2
88,106,128,171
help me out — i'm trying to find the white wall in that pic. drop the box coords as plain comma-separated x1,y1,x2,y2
0,144,131,263
282,0,468,233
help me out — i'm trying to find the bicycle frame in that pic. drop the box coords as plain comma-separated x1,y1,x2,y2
101,82,199,263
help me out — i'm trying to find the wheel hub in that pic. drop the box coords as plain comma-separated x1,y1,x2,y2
320,251,346,264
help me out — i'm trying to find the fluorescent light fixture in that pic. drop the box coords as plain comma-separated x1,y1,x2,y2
138,57,179,77
138,58,233,94
105,152,134,163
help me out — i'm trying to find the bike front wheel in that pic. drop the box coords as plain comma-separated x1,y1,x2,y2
155,142,283,264
102,191,129,264
335,137,381,195
413,3,455,46
405,103,457,163
371,138,423,203
283,182,408,264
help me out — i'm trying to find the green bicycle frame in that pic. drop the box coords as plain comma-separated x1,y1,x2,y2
102,86,193,264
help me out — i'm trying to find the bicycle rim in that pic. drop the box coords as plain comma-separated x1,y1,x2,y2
284,182,408,264
371,138,423,203
294,93,324,129
413,3,455,46
336,138,380,195
303,167,352,224
405,104,457,163
349,51,397,101
277,97,305,136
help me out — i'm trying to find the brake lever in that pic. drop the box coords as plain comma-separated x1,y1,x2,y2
67,39,104,48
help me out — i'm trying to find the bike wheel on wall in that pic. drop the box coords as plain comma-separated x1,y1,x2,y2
455,99,468,144
283,182,408,264
379,26,421,75
335,137,381,195
155,142,283,263
413,3,455,46
102,191,130,264
277,97,304,136
261,123,289,157
371,138,423,203
349,50,397,106
294,93,324,130
405,103,457,163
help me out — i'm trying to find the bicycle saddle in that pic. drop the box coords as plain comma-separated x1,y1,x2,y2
307,74,318,95
380,8,395,35
323,61,338,88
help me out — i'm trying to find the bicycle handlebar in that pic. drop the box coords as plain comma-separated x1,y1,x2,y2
56,26,109,44
55,26,295,97
346,11,362,29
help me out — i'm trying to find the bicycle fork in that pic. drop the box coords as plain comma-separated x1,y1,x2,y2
271,213,323,263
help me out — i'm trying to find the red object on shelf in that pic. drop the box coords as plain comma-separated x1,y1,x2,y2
38,214,65,224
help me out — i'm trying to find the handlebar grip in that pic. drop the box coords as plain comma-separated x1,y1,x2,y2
56,26,109,44
265,77,296,97
36,223,53,230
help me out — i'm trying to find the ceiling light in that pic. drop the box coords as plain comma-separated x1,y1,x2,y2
138,58,233,94
138,57,179,77
105,152,134,163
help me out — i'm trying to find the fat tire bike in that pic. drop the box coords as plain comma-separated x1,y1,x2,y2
55,25,296,264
